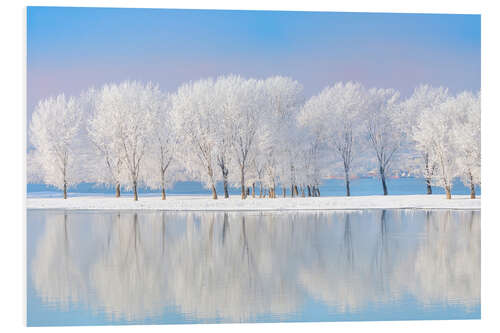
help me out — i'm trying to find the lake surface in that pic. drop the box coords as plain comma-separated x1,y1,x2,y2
27,209,480,326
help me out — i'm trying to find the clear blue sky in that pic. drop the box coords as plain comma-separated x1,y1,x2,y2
27,7,480,116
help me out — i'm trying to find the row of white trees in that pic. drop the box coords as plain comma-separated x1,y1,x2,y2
28,76,480,200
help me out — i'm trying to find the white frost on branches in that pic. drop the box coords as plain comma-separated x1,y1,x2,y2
27,77,481,200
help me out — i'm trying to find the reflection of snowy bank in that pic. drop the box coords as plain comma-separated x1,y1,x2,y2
27,194,480,211
29,210,480,324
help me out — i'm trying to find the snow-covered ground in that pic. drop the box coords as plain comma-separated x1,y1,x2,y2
26,194,480,211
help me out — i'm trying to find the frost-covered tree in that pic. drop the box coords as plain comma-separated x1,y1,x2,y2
95,81,157,201
451,91,481,199
296,107,327,197
414,96,460,199
86,87,126,197
300,82,366,196
365,88,402,195
213,76,242,199
262,76,304,198
171,79,219,199
142,92,179,200
401,85,449,194
228,78,265,199
29,94,83,199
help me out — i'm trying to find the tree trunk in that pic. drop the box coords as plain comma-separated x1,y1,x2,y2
223,178,229,198
252,183,256,198
282,187,286,198
294,185,299,197
380,166,388,195
259,183,263,198
307,185,311,197
211,184,218,200
63,182,67,199
445,185,451,200
241,167,246,199
469,172,476,199
300,186,305,197
115,183,121,197
344,169,351,197
425,177,432,195
291,185,295,197
161,186,166,200
317,187,321,197
424,153,433,195
133,181,138,201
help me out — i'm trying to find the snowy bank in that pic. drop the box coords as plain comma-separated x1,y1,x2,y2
26,194,480,211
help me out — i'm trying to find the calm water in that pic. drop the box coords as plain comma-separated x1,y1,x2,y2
27,209,480,326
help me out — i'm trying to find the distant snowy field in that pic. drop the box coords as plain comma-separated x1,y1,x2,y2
27,194,480,211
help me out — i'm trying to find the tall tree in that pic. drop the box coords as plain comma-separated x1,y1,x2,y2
213,76,242,199
300,82,366,196
401,85,449,194
365,88,402,195
87,87,125,197
451,91,481,199
171,79,219,199
264,76,304,198
228,78,264,199
96,81,157,201
29,94,83,199
142,92,179,200
414,95,460,199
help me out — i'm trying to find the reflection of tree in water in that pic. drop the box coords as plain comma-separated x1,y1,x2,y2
393,210,481,309
90,212,169,321
298,211,393,313
29,209,481,323
163,212,304,322
343,214,354,267
372,210,390,294
31,213,89,310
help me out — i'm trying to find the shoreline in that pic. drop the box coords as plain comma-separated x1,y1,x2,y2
26,194,481,211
